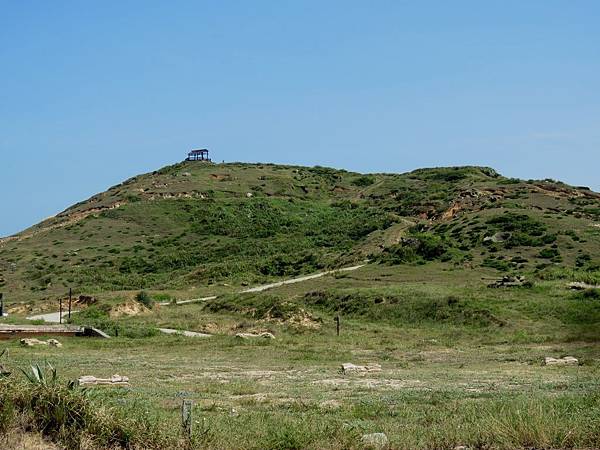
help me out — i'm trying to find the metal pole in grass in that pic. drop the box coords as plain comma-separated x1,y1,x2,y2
335,315,340,336
68,288,72,320
182,399,193,442
0,293,4,317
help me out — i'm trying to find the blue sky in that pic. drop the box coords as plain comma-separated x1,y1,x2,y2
1,1,599,236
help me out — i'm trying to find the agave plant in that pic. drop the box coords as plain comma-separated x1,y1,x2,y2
21,362,58,386
0,348,10,377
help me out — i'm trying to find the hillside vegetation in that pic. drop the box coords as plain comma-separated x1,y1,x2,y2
2,162,600,449
1,162,599,306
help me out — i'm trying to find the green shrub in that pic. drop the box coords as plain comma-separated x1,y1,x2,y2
487,213,546,236
351,175,375,187
377,232,449,265
578,289,600,300
304,289,503,327
482,257,512,272
136,291,154,308
538,248,560,259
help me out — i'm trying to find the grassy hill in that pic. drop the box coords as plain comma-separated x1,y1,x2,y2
1,161,599,306
0,162,600,301
2,162,600,449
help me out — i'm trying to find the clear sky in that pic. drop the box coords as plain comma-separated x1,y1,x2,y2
1,1,599,237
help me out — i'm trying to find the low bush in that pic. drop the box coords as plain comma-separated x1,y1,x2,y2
351,175,375,187
136,291,154,308
304,289,503,327
538,248,560,259
0,376,180,449
376,232,450,265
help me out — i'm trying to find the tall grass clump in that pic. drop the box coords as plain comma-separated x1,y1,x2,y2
0,366,183,449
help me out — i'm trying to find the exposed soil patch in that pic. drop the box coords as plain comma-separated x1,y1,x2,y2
108,301,151,318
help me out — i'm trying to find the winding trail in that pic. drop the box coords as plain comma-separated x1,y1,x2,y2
26,263,367,336
240,264,366,293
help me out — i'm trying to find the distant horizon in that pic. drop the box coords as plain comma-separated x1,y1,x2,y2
2,156,598,238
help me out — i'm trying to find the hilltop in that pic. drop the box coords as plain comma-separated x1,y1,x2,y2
1,161,599,307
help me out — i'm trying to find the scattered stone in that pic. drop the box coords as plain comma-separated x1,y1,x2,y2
20,338,48,347
235,332,275,340
567,282,600,290
360,432,388,449
483,231,511,243
181,172,191,177
487,275,528,288
78,374,129,386
47,339,62,347
341,363,382,374
246,192,253,198
20,338,63,347
159,328,212,338
544,356,578,366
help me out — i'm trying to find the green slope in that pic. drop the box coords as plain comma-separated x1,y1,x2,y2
1,162,599,305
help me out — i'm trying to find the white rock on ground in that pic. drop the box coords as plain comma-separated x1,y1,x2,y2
78,374,129,386
567,281,600,290
235,332,275,340
360,432,388,449
20,338,48,347
20,338,62,347
47,339,62,347
544,356,578,366
341,363,382,374
158,328,212,338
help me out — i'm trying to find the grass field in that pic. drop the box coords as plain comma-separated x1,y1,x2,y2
2,263,600,449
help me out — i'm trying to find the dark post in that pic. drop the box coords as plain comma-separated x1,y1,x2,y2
335,315,340,336
181,399,193,442
68,288,72,319
0,293,4,317
59,298,63,324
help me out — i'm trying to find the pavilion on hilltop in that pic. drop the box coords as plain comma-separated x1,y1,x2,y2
186,149,211,162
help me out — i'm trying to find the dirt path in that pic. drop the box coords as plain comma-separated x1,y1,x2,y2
158,328,212,338
240,264,366,293
158,295,217,306
26,311,78,323
25,263,368,335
